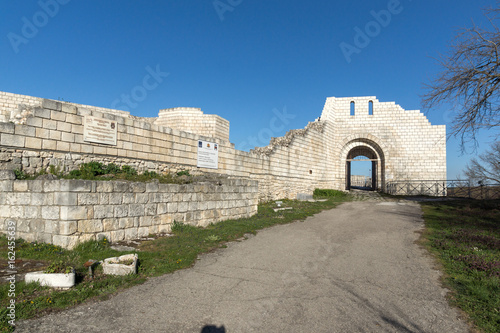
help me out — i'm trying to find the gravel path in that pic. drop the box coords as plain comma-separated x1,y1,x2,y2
16,200,469,332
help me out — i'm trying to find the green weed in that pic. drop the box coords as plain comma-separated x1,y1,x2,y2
205,235,222,242
44,261,73,274
13,169,30,180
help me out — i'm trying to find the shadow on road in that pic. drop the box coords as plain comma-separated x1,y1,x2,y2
201,325,226,333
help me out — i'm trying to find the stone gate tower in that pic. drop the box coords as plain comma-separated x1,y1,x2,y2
318,96,446,191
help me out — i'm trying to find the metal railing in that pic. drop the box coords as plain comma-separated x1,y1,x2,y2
385,180,500,199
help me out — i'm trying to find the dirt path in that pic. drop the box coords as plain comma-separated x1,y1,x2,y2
16,200,469,332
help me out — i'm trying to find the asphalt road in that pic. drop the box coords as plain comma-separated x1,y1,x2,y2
15,200,469,332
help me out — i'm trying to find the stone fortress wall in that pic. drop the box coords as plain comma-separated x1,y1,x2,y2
0,90,446,247
0,90,446,200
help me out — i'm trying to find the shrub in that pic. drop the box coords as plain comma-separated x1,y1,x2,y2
68,169,82,177
313,188,347,197
176,170,190,177
121,165,137,176
142,170,158,178
104,163,121,175
79,161,106,178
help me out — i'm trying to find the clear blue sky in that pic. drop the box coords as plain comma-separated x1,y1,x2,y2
1,0,499,178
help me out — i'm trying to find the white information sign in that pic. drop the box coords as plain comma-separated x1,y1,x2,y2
197,140,218,169
83,115,117,146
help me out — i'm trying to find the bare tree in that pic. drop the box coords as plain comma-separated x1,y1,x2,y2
422,5,500,148
464,141,500,184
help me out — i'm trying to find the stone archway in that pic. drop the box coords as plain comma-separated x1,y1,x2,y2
340,138,386,191
346,146,378,190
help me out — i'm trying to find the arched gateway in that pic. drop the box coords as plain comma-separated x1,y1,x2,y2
252,95,446,198
316,96,446,194
342,138,384,191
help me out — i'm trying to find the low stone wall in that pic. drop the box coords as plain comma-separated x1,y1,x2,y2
0,171,258,249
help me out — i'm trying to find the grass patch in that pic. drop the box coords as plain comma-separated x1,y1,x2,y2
313,188,348,198
421,199,500,333
0,196,349,331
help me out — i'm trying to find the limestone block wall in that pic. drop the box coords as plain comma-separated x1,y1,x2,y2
0,172,258,249
251,122,335,199
0,92,329,201
0,91,447,201
0,98,234,175
0,92,40,123
155,107,230,141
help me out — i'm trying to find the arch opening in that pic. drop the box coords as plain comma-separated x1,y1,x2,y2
350,156,373,190
342,139,385,192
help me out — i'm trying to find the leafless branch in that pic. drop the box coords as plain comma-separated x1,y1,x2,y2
464,141,500,184
422,5,500,150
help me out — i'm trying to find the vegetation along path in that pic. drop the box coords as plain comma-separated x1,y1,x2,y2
15,199,469,332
